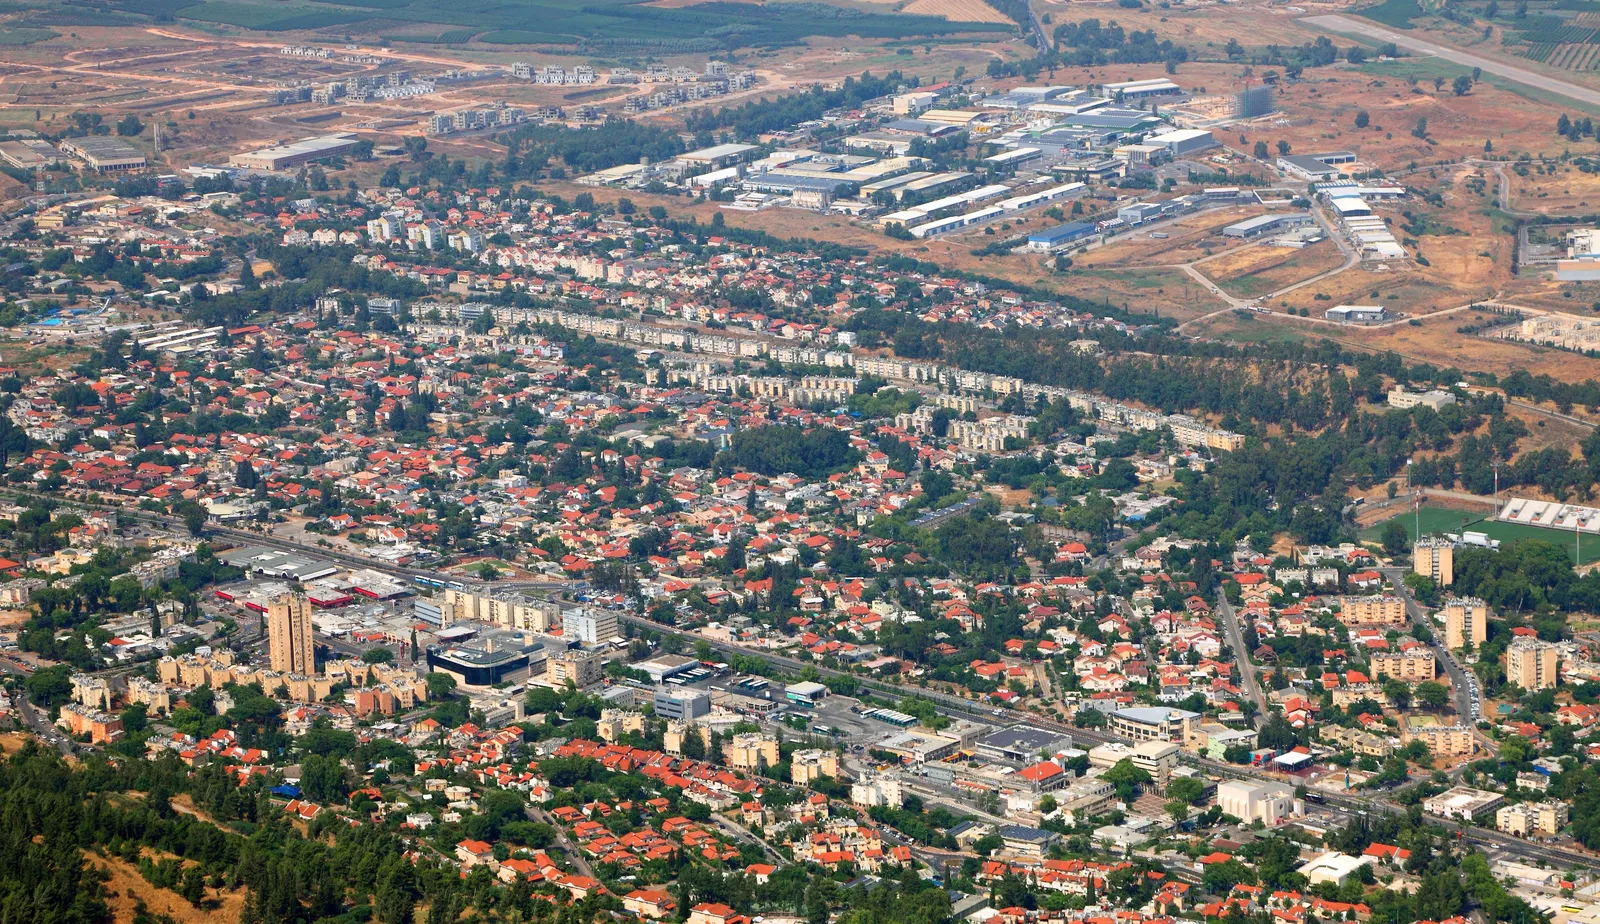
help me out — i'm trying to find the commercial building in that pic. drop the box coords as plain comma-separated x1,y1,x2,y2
1496,801,1569,837
1103,77,1181,99
1222,213,1313,238
1417,538,1456,589
1371,648,1436,682
786,680,828,705
1411,724,1476,758
1387,386,1458,411
1217,780,1297,825
635,653,699,683
1444,596,1487,650
975,725,1074,763
679,142,757,168
1506,637,1560,691
653,687,711,721
231,134,363,171
1339,595,1407,626
1298,852,1374,887
998,824,1057,860
564,607,620,645
1111,706,1198,743
1131,740,1180,792
267,593,317,676
59,137,147,173
1325,305,1388,323
1424,785,1505,821
428,642,537,688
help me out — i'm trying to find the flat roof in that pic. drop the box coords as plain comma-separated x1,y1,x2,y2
236,134,359,160
978,724,1070,753
683,142,756,161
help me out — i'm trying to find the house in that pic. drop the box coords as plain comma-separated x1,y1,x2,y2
624,889,677,919
688,903,751,924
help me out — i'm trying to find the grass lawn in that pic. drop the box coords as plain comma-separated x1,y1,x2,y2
1361,503,1600,563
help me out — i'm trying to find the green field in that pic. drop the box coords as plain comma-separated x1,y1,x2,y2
1358,0,1424,28
1362,503,1600,564
109,0,1016,47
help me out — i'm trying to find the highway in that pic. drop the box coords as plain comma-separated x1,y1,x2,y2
1302,14,1600,112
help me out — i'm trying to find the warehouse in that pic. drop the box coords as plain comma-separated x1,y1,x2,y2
1223,213,1313,238
1328,196,1372,219
679,142,757,167
909,205,1004,238
997,182,1086,211
60,137,146,173
1276,154,1343,182
232,134,363,171
1027,221,1097,250
1326,305,1388,323
1144,128,1217,156
985,146,1042,168
1103,77,1182,99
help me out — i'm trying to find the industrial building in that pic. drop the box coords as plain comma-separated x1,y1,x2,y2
59,137,147,173
1143,128,1217,156
232,134,363,171
1027,221,1097,250
1276,154,1344,182
1222,213,1313,238
1325,305,1388,323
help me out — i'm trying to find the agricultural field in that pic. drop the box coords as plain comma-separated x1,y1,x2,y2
25,0,1017,49
902,0,1011,24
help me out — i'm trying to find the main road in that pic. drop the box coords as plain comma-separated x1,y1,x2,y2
1213,593,1269,729
1302,14,1600,111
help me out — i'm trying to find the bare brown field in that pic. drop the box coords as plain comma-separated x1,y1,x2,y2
1507,165,1600,215
1204,240,1347,296
1073,206,1268,268
1065,267,1223,320
92,852,247,924
903,0,1013,23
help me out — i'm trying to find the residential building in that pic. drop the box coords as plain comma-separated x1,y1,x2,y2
1415,537,1455,587
1410,724,1475,758
1495,801,1569,837
1443,596,1487,651
1339,595,1407,627
791,748,840,784
268,593,317,676
564,607,620,645
1506,637,1560,691
725,733,779,771
1371,648,1436,682
546,647,605,689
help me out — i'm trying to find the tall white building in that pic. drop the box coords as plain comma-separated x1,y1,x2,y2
565,607,620,645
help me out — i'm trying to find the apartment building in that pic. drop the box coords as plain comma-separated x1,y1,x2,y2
791,748,841,784
1495,801,1569,837
1506,637,1560,691
1411,724,1476,758
1443,596,1488,651
1371,648,1436,682
1339,595,1408,627
1414,537,1454,587
726,733,780,771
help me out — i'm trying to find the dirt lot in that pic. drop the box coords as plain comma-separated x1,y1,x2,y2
1507,164,1600,215
1073,206,1269,268
90,852,247,924
1202,239,1348,298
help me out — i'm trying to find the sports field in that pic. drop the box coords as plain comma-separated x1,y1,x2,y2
1361,504,1600,564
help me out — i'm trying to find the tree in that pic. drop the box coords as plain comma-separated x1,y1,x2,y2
1415,680,1450,710
1347,46,1367,64
175,500,208,536
1276,140,1291,155
362,647,394,664
1355,110,1370,128
116,114,144,137
1254,141,1269,160
426,672,457,698
1413,117,1429,139
1453,75,1473,96
1381,519,1411,557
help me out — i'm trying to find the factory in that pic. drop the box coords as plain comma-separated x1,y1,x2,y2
59,137,147,174
1223,213,1314,238
231,134,364,171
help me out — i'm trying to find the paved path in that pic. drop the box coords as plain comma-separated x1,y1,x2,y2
1302,14,1600,110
